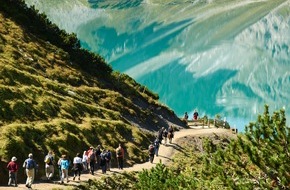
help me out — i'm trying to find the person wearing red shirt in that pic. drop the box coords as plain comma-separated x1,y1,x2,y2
7,156,19,187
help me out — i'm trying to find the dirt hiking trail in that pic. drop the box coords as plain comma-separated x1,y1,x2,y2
0,128,234,190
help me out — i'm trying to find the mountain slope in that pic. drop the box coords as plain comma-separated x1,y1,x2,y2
0,0,185,184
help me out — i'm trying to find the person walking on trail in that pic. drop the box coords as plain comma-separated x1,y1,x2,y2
82,150,88,172
162,129,168,145
7,156,18,187
157,127,165,144
116,144,125,170
57,157,63,180
95,145,102,170
44,150,54,181
23,153,37,189
72,153,83,181
100,149,107,174
60,154,70,184
87,147,96,175
184,112,189,121
193,110,199,120
168,125,174,144
106,149,112,171
148,143,155,163
154,139,160,157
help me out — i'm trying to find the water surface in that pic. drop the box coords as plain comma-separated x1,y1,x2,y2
25,0,290,132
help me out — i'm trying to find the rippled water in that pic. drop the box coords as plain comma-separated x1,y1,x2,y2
25,0,290,132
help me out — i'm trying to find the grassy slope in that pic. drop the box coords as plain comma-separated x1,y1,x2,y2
0,6,185,184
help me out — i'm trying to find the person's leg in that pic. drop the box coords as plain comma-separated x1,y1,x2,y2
26,169,29,186
49,165,54,179
26,169,34,187
155,147,159,156
8,171,12,186
90,161,94,174
120,157,124,169
61,169,64,183
73,169,77,180
117,158,120,169
78,169,81,180
45,166,49,179
65,169,69,182
14,172,17,186
107,160,111,171
30,169,35,187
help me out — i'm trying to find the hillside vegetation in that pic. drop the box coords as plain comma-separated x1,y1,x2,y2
0,0,185,184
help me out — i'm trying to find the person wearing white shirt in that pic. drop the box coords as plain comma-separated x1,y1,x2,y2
72,153,83,181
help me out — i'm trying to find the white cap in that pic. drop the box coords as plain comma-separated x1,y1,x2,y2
11,157,17,161
28,153,33,158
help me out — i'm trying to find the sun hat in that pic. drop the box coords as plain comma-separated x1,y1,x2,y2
11,157,17,161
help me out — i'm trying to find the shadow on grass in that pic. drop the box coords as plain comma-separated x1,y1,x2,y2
164,143,186,155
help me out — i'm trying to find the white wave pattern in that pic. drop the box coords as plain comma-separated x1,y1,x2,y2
25,0,107,33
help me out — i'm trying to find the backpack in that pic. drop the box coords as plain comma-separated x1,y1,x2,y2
163,131,168,137
154,140,159,147
88,151,95,161
106,152,111,160
44,156,52,164
149,145,154,153
26,159,35,169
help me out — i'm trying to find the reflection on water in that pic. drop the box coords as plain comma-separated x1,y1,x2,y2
25,0,290,132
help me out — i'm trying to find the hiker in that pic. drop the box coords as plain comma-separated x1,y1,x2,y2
162,129,168,145
82,150,88,172
116,144,124,169
57,157,63,180
7,156,18,187
60,154,70,184
72,153,83,181
87,147,96,175
100,149,107,174
157,127,165,144
23,153,37,188
148,143,155,163
184,112,189,121
154,139,160,157
95,145,102,170
44,150,54,181
168,125,174,144
193,110,199,120
106,150,112,171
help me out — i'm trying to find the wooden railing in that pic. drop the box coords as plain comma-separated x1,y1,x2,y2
181,117,238,133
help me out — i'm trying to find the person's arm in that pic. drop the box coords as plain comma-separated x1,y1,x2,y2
15,163,19,171
22,160,26,168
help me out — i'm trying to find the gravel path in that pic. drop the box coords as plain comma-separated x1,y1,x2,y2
0,128,234,190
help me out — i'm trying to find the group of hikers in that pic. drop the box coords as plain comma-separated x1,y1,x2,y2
148,125,175,163
6,125,175,188
6,143,125,188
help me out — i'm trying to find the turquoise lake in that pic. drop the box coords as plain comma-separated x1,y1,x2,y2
25,0,290,132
